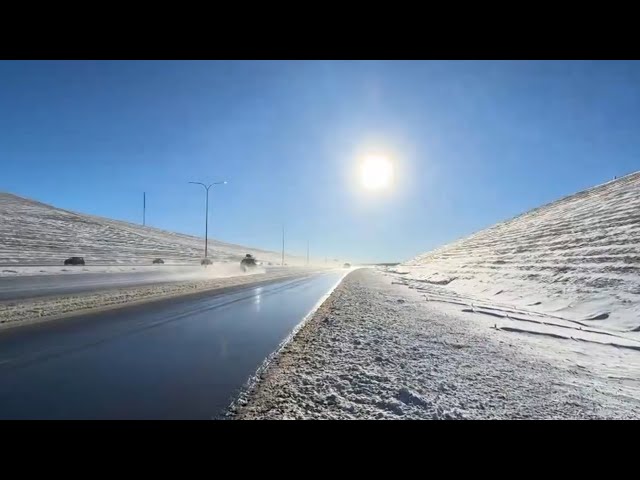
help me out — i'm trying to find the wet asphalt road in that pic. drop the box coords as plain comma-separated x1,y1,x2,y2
0,270,346,419
0,271,182,301
0,267,289,302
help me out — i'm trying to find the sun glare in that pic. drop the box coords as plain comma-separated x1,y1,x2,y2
360,155,393,190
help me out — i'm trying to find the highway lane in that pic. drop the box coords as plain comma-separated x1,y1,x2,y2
0,266,292,302
0,270,346,419
0,271,182,301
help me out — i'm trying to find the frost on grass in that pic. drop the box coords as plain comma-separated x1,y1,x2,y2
233,269,640,420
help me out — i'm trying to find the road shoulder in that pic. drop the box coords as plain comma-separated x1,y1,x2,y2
232,268,640,419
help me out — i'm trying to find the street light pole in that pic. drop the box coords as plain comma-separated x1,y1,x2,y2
189,181,227,258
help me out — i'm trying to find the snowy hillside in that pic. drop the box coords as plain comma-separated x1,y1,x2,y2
400,172,640,333
0,192,303,266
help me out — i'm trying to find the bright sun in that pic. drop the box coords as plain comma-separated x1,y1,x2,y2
360,155,393,190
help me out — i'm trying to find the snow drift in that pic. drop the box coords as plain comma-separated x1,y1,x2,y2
0,192,303,266
401,172,640,333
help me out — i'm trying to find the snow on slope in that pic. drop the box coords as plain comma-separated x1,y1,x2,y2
0,192,303,266
400,172,640,333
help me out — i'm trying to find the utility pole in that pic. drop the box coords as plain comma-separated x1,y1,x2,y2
143,192,146,226
189,181,227,258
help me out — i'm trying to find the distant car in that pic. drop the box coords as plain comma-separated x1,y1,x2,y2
152,258,164,264
64,257,85,266
201,258,213,266
343,263,351,268
241,254,258,272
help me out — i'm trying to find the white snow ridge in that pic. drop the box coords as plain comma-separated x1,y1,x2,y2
0,192,302,267
400,171,640,333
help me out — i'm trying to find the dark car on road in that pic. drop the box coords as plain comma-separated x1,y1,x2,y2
343,263,351,268
152,258,164,264
240,254,258,272
64,257,85,266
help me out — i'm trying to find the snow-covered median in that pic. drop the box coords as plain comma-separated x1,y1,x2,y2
231,269,640,419
0,268,319,329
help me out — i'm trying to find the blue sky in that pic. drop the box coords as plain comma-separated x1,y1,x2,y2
1,60,639,263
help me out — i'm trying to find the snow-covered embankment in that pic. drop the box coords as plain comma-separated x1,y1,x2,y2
0,192,305,266
400,172,640,334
